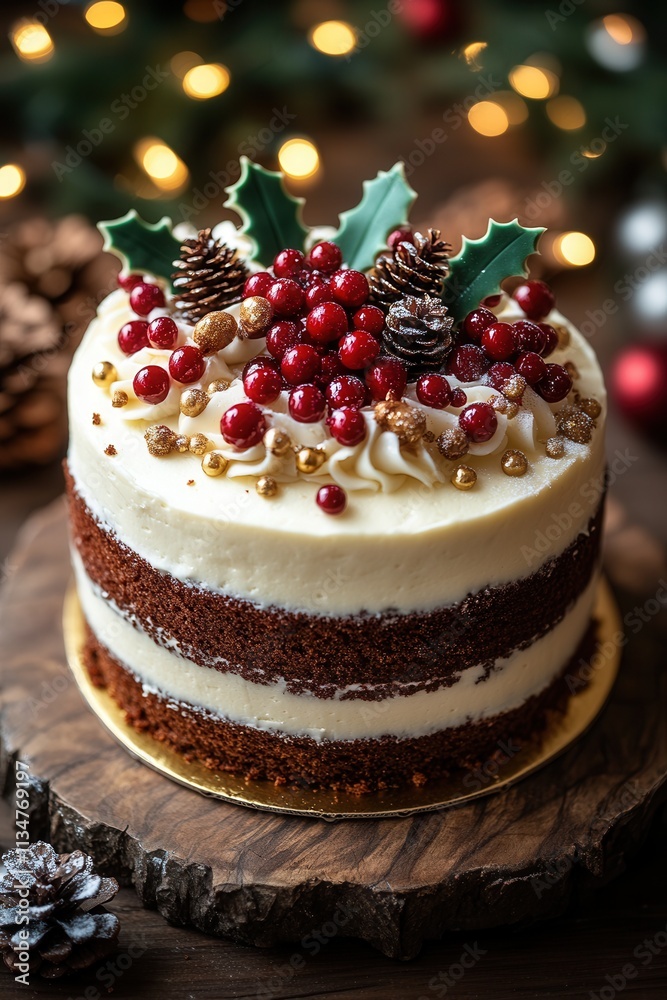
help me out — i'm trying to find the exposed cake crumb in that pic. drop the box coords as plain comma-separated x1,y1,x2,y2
92,413,101,426
187,479,195,486
104,444,117,456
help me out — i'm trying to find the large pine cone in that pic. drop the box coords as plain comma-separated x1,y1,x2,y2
173,228,248,322
369,228,450,306
0,842,119,979
384,295,454,381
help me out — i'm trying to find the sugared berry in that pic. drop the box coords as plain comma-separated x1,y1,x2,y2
244,272,273,297
281,344,321,385
513,280,555,321
365,358,407,401
220,401,267,449
169,345,205,384
147,316,178,350
515,352,547,385
513,320,547,355
353,304,385,336
463,307,495,343
306,302,348,344
305,282,332,309
288,383,326,423
481,322,516,361
450,387,468,408
387,227,414,249
267,278,305,316
339,330,380,370
486,362,516,391
416,373,452,409
244,364,282,404
266,321,301,360
330,269,369,308
118,320,149,355
326,375,367,409
459,402,498,443
273,248,305,278
318,351,346,386
537,363,572,403
316,484,347,515
117,272,143,291
446,344,489,382
308,241,342,273
329,406,367,446
130,282,165,317
538,323,559,356
133,365,170,404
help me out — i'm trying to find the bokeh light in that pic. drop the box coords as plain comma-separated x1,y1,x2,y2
170,51,202,79
587,14,646,71
494,91,529,126
84,2,127,35
309,21,356,56
462,42,487,71
134,139,190,192
546,96,586,130
468,102,509,137
509,65,559,100
553,231,596,266
0,164,26,199
278,138,320,179
182,63,230,99
10,20,54,62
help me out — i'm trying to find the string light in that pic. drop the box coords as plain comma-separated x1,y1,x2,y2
581,142,606,159
553,232,596,267
462,41,487,71
10,20,54,62
509,65,558,100
467,101,509,137
278,139,320,179
84,2,127,34
493,91,529,126
546,96,586,130
0,164,26,199
134,138,189,193
182,63,230,99
309,21,356,56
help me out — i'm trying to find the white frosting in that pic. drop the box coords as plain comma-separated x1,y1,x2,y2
68,288,606,614
76,556,598,741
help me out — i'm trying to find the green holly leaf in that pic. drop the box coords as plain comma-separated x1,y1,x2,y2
332,162,417,272
98,211,182,290
442,219,545,323
224,157,308,265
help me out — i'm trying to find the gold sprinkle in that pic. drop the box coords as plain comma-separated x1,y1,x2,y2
500,449,528,477
92,361,117,388
557,408,593,443
256,475,278,497
505,401,520,419
422,429,435,443
578,396,602,419
193,311,238,354
437,427,469,460
451,465,476,490
144,424,177,456
187,479,195,486
111,389,128,408
188,433,209,456
490,394,509,414
503,374,527,400
180,388,209,417
207,379,231,394
295,446,326,474
264,427,292,457
174,434,190,453
374,399,426,445
202,452,228,477
546,436,565,458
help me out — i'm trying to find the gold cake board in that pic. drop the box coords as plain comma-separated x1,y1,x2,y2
63,579,622,820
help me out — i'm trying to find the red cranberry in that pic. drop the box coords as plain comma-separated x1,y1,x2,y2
486,362,516,391
117,272,142,291
305,282,332,309
446,344,489,382
339,330,380,370
129,282,165,317
281,344,321,385
538,323,559,356
318,351,346,387
244,365,282,405
147,316,178,350
306,302,348,344
244,272,273,297
537,363,572,403
288,383,326,423
242,357,277,382
133,365,170,404
273,248,305,279
267,278,305,316
481,294,502,308
329,406,367,446
387,227,414,249
459,401,498,443
118,319,149,355
330,269,369,308
451,387,468,407
513,280,555,321
169,345,205,384
416,373,452,409
481,322,516,361
515,352,547,385
463,307,495,343
513,320,547,355
316,484,347,515
308,241,342,273
266,321,301,360
220,401,267,449
353,304,385,336
366,358,407,401
326,375,367,409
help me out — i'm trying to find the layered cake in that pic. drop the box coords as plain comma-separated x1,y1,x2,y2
66,160,606,793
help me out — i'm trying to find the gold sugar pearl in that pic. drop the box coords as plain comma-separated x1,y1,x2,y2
180,388,209,418
437,427,469,460
144,424,177,457
92,361,117,389
557,409,593,444
578,397,602,420
503,374,527,400
207,379,231,394
451,465,477,491
295,446,326,475
545,436,565,459
374,399,426,446
201,452,228,477
501,449,528,477
505,401,520,419
239,296,273,338
193,311,237,354
264,427,292,457
111,389,128,408
490,394,509,414
256,475,278,497
174,434,190,453
189,433,209,456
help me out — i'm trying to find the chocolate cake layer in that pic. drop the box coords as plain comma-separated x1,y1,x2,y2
67,466,603,696
82,623,597,793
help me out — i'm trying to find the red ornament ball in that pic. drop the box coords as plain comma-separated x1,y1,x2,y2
459,401,498,443
129,282,165,317
220,401,267,449
147,316,178,350
416,373,452,409
330,269,369,308
133,365,170,404
316,484,347,515
610,343,667,430
513,280,555,321
329,406,367,446
118,320,149,355
288,383,326,423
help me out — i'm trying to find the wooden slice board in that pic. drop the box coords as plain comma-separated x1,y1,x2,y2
1,499,666,959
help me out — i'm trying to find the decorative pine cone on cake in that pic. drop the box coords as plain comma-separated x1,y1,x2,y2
369,228,451,306
383,295,454,381
0,842,120,979
173,228,248,322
